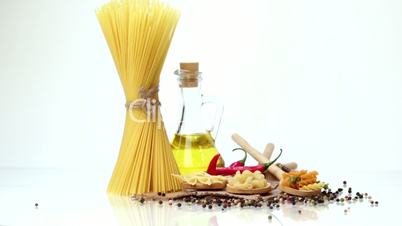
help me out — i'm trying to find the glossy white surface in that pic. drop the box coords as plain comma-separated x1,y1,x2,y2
0,169,399,226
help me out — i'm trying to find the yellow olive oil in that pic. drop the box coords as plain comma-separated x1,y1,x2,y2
171,133,224,175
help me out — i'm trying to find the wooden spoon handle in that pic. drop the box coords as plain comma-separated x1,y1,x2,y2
231,133,285,180
262,143,275,161
231,133,266,163
284,162,297,170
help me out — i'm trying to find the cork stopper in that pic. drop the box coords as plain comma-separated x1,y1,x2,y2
178,62,200,88
180,62,199,72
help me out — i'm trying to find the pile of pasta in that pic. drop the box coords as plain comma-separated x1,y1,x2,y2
228,170,268,190
173,172,227,186
281,170,327,191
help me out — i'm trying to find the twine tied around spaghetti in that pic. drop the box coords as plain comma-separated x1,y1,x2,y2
125,86,160,112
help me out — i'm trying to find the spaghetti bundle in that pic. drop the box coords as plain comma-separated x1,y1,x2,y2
97,0,181,195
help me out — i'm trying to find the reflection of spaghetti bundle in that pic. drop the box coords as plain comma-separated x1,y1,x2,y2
97,0,181,195
108,195,174,226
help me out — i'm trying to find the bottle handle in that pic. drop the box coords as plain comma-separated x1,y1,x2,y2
201,95,224,141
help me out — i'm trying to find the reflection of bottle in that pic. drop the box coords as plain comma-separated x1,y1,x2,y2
172,63,224,175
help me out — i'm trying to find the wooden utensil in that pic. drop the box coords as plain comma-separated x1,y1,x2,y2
263,143,275,160
182,182,226,191
226,184,272,195
279,184,321,197
261,143,297,171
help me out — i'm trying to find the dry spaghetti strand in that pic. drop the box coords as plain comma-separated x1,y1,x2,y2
97,0,181,195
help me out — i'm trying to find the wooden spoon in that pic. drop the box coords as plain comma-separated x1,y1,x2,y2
226,184,272,195
279,184,321,197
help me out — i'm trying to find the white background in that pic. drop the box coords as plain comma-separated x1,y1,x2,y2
1,0,401,178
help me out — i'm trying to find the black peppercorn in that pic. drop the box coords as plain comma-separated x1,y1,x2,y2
268,215,272,220
140,198,145,204
158,200,163,205
157,192,162,196
35,203,39,208
177,203,182,207
208,205,212,209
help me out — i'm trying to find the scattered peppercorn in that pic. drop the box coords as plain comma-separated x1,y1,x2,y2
202,203,206,208
375,201,378,205
177,203,182,207
35,203,39,208
343,181,347,185
298,210,302,214
139,198,145,204
158,200,163,205
157,192,162,196
268,215,272,220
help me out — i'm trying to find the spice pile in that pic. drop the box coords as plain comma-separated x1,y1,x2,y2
133,180,379,214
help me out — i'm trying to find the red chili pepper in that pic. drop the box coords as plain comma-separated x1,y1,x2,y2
207,149,283,176
228,148,247,168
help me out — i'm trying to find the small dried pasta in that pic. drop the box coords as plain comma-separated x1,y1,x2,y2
251,179,267,188
281,170,319,189
300,182,328,191
172,172,227,186
228,170,268,190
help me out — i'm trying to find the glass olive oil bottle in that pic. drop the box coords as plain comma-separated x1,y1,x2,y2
171,63,224,174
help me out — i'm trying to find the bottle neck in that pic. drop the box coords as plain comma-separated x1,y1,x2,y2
177,85,205,135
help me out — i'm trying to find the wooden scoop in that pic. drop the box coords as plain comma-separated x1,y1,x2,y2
231,133,321,197
226,184,272,195
279,184,321,197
